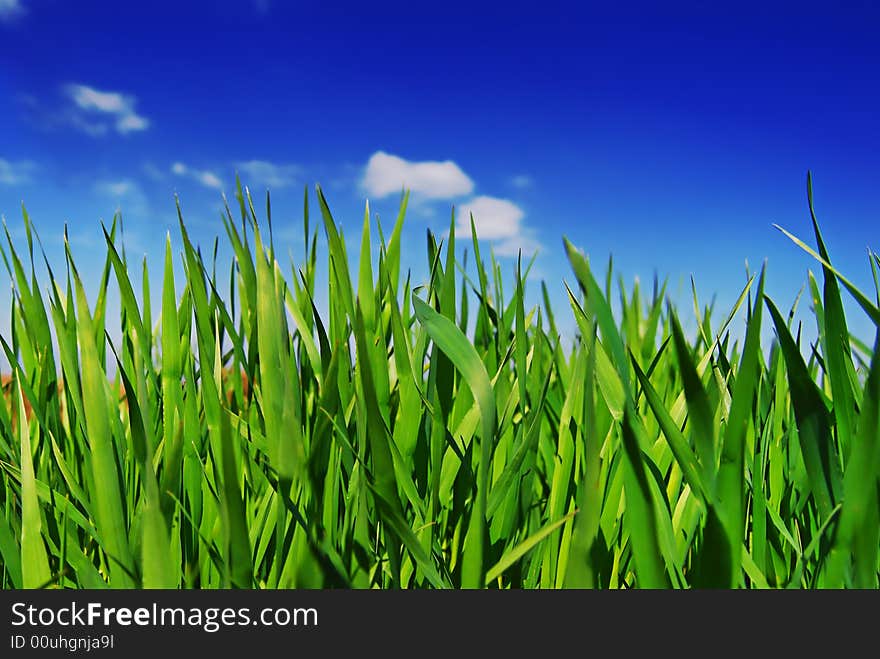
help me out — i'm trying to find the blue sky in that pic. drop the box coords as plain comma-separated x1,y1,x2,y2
1,0,879,349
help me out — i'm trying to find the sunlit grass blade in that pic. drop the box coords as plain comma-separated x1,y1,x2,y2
774,224,880,327
806,173,856,462
17,381,52,588
69,243,135,588
833,331,880,587
668,306,716,492
486,510,578,585
413,295,496,588
714,264,765,587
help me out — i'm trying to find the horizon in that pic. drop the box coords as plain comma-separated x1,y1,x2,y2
1,1,879,354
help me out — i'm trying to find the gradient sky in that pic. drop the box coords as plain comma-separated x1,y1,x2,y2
1,0,879,349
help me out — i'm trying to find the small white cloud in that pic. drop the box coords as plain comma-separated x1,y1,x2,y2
362,151,474,199
510,175,533,189
359,151,541,258
235,159,301,189
116,113,149,133
253,0,271,13
454,196,541,257
171,161,223,190
68,85,128,114
454,196,524,240
0,157,35,185
0,0,24,21
63,83,150,135
197,171,222,189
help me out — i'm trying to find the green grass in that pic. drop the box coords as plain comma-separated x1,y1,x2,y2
0,173,878,589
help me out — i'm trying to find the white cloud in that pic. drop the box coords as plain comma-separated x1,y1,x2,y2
510,175,533,189
69,86,128,114
63,83,150,135
235,159,301,189
171,162,223,190
116,113,149,133
454,196,524,240
0,0,24,21
360,151,541,258
0,157,35,185
454,195,542,257
197,171,222,189
362,151,474,199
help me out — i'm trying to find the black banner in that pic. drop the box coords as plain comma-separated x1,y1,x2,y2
0,589,872,654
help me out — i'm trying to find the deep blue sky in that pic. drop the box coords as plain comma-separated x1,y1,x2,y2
1,0,879,347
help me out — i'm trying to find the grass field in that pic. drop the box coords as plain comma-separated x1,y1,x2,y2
0,174,878,589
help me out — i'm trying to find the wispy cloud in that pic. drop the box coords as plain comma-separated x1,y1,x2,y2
95,180,136,197
510,175,533,189
94,178,149,217
62,84,149,135
171,162,223,190
0,0,24,21
0,157,36,185
0,157,35,185
20,85,149,136
235,159,301,189
142,162,167,182
362,151,474,199
253,0,271,14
